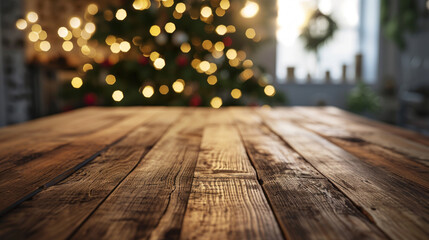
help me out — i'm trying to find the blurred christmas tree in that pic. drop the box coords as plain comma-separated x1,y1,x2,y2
58,0,284,108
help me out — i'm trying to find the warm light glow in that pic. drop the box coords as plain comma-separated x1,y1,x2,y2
202,40,212,50
240,69,254,81
199,61,210,72
71,77,83,88
229,58,240,67
83,63,93,72
215,25,227,35
81,45,91,55
85,23,96,33
154,58,166,70
28,32,39,42
133,0,151,10
159,85,169,95
31,24,42,33
116,9,127,20
231,89,242,99
164,22,176,33
58,27,68,37
119,41,131,52
27,12,38,23
150,25,161,36
201,6,212,18
226,49,237,60
40,41,51,52
162,0,174,8
142,86,154,98
105,75,116,85
243,59,253,68
110,43,121,53
245,28,256,39
16,19,27,30
277,1,306,47
172,79,185,93
105,35,116,45
38,31,47,40
112,90,124,102
176,3,186,13
150,51,160,61
64,31,73,40
264,85,276,96
216,7,226,16
87,4,98,15
207,75,217,85
210,97,222,108
62,41,73,51
180,43,191,53
227,25,236,33
70,17,81,28
214,42,225,51
219,0,230,10
240,1,259,18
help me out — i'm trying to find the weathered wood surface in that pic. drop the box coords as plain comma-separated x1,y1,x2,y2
0,107,428,240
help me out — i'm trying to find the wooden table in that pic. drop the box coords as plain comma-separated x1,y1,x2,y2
0,107,428,240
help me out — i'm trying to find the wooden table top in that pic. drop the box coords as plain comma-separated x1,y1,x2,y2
0,107,428,240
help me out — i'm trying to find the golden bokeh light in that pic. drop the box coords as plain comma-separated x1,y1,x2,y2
38,31,47,40
207,75,217,85
28,32,39,42
62,41,73,51
70,17,81,28
245,28,256,39
81,45,91,55
210,97,222,108
58,27,68,38
229,58,240,67
83,63,93,72
27,12,38,23
150,51,160,61
164,22,176,33
150,25,161,36
180,42,191,53
87,4,98,15
105,35,116,45
64,31,73,40
172,79,185,93
202,40,213,50
16,19,27,30
110,43,121,53
215,25,227,35
216,7,226,17
31,24,42,33
104,10,114,21
231,89,242,99
219,0,230,10
133,0,151,10
214,41,225,51
241,1,259,18
226,49,237,60
154,58,166,70
71,77,83,88
142,85,154,98
243,59,253,68
112,90,124,102
199,61,210,72
119,41,131,52
240,68,254,81
176,3,186,13
40,41,51,52
264,85,276,96
159,85,169,95
105,74,116,85
116,9,127,20
162,0,174,7
85,22,96,33
201,6,212,18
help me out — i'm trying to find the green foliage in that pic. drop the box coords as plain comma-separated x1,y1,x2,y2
300,10,337,55
347,82,380,113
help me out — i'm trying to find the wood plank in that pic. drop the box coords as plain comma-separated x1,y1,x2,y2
260,110,429,240
289,107,429,168
180,110,283,240
0,108,160,214
284,108,429,190
321,106,429,146
231,108,387,240
0,110,182,239
70,109,208,240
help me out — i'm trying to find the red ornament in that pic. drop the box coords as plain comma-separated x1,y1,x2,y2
176,55,189,67
189,94,202,106
223,36,232,47
84,93,98,106
138,56,149,65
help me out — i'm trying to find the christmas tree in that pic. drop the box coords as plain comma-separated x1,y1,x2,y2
57,0,284,108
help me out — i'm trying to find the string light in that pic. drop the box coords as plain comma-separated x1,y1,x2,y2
241,1,259,18
105,35,116,45
58,27,68,37
176,3,186,13
105,75,116,85
112,90,124,102
84,23,96,33
62,41,73,51
172,79,185,93
31,24,42,33
40,41,51,52
202,40,213,50
199,61,210,72
215,25,227,35
110,43,120,53
154,58,166,70
240,69,254,81
87,4,98,15
27,12,38,23
201,6,212,18
219,0,230,10
214,41,225,51
210,97,222,108
159,85,169,95
16,19,27,30
38,31,47,40
180,43,191,53
142,86,154,98
83,63,93,72
162,0,174,8
226,49,237,59
71,77,83,88
116,9,127,20
133,0,151,10
243,59,253,68
64,31,73,40
231,89,242,99
70,17,81,28
150,51,160,61
207,75,217,85
81,45,91,55
150,25,161,36
264,85,276,96
164,22,176,33
119,41,131,52
245,28,256,39
28,32,39,42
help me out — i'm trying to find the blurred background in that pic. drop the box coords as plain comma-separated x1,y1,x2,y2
0,0,428,134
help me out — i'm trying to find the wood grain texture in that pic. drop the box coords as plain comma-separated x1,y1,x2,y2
231,108,387,240
260,109,429,240
181,111,283,240
71,109,207,240
0,108,160,214
0,110,182,240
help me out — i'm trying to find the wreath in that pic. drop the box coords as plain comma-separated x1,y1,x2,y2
300,10,338,56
